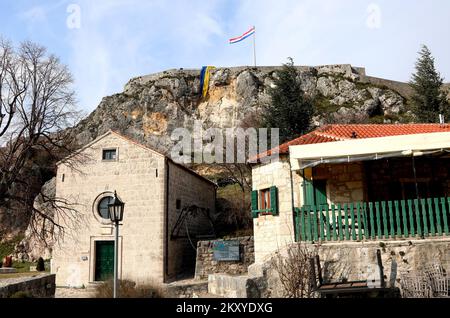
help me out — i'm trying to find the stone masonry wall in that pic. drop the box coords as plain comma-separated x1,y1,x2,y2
252,158,302,264
52,132,167,287
313,162,365,204
166,161,216,282
194,236,254,280
0,274,55,298
246,238,450,298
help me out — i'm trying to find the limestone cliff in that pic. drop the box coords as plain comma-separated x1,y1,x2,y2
68,64,417,154
8,64,447,260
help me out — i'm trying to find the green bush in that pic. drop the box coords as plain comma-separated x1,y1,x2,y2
36,257,45,272
12,261,36,273
94,279,165,298
0,235,24,261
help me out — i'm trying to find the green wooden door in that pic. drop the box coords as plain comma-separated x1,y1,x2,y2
95,241,114,281
302,179,328,241
314,180,328,208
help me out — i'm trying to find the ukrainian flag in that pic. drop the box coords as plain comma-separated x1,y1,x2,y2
200,66,215,98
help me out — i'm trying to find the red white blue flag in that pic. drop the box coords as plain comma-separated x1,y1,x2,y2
229,26,255,44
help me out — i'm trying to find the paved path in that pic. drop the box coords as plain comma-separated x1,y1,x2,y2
55,279,222,298
0,273,48,288
55,287,96,298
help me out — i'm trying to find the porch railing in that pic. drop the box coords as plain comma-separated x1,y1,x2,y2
295,197,450,242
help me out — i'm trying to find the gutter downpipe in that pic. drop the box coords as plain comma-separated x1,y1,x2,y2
163,158,170,282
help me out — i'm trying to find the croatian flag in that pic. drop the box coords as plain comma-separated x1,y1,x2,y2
229,26,255,44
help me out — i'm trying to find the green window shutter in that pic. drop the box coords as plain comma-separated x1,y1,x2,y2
304,179,315,206
251,190,259,218
270,186,279,216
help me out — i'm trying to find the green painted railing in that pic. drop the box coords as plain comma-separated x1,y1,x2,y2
295,197,450,242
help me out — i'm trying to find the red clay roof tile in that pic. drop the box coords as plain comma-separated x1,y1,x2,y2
253,124,450,161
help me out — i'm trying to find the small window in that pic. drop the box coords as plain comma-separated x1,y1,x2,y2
102,149,117,161
176,199,181,210
260,189,271,211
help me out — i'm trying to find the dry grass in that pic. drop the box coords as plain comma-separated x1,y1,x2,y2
93,279,166,298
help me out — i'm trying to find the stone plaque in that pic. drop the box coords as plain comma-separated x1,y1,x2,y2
100,226,113,235
212,241,240,261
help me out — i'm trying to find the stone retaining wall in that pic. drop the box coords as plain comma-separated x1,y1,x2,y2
360,75,414,99
165,280,209,298
208,274,264,298
0,273,56,298
206,238,450,298
194,237,254,279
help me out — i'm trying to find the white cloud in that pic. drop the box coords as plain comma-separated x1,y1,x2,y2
65,0,226,111
14,0,446,112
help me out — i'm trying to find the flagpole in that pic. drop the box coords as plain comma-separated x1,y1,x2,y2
253,26,257,67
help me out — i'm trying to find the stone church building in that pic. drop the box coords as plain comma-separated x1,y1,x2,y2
51,131,216,287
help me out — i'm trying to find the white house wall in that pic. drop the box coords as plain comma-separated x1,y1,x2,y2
251,158,302,263
52,133,166,287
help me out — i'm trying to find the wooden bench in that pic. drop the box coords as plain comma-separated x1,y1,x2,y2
310,249,395,297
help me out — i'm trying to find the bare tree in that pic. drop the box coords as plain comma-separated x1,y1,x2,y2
0,38,82,243
272,243,318,298
215,111,263,232
218,162,252,229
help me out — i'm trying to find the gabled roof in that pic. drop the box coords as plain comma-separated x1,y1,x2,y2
254,124,450,161
56,130,216,187
56,130,165,165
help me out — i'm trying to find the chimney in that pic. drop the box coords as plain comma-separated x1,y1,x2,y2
439,114,445,125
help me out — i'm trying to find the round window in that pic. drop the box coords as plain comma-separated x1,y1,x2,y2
97,196,113,219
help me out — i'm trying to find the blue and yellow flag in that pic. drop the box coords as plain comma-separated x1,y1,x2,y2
200,66,215,98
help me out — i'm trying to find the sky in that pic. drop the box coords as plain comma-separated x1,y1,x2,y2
1,0,449,113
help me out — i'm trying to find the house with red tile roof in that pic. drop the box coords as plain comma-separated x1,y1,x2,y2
250,124,450,277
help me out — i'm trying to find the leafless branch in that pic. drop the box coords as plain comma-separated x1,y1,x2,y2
0,37,83,244
271,243,319,298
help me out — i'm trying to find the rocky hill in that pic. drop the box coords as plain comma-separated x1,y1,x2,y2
5,64,450,261
67,64,420,155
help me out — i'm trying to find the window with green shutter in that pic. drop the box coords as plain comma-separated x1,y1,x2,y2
304,178,315,206
270,186,279,216
251,190,259,218
251,187,279,218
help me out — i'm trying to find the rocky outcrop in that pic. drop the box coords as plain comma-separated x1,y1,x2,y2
67,64,417,155
7,64,449,262
13,178,56,262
